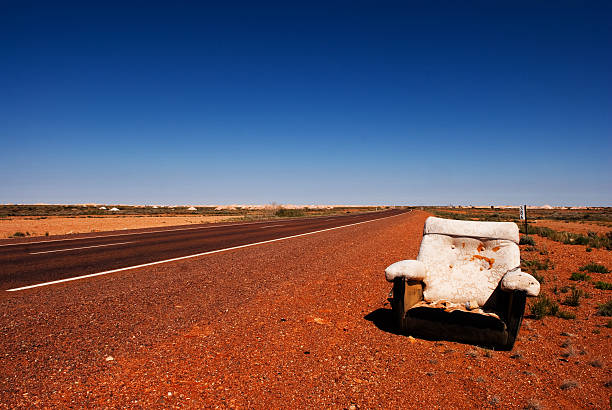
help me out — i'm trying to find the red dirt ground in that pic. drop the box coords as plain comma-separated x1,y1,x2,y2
1,211,610,408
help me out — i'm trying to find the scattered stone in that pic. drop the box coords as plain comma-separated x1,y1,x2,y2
105,356,114,362
524,399,541,410
560,379,579,390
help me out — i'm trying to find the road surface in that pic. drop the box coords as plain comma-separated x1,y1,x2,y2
0,209,406,291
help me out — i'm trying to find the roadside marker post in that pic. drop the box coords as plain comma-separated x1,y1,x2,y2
519,204,528,235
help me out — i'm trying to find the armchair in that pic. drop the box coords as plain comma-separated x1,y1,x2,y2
385,216,539,349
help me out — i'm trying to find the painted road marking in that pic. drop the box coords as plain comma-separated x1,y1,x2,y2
0,213,381,247
6,212,406,292
29,241,135,255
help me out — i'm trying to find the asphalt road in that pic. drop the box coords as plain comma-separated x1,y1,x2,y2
0,209,407,291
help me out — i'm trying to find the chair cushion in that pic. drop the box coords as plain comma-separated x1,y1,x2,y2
424,216,519,244
417,234,520,306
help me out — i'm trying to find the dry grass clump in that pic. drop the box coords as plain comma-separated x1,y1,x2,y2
579,262,609,273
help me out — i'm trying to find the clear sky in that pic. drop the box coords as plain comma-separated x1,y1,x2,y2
1,1,611,206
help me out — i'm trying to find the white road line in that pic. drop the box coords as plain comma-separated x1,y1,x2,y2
6,212,406,292
0,215,366,247
28,241,135,255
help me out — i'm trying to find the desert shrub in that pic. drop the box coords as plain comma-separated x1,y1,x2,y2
557,311,576,320
586,247,592,252
524,246,537,252
560,286,570,293
11,232,26,237
520,235,535,246
597,299,612,316
606,319,612,328
594,281,612,290
570,272,591,281
579,263,609,273
275,208,305,218
522,259,549,271
562,288,582,307
532,272,545,284
530,295,559,319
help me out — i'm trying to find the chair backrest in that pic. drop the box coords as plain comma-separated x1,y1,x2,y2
417,217,520,306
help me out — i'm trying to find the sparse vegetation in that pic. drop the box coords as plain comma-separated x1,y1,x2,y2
520,235,535,246
522,258,550,271
532,272,545,284
557,311,576,320
579,262,609,273
274,208,305,218
597,299,612,316
561,288,582,307
11,231,26,237
594,281,612,290
519,225,612,250
570,272,591,281
530,295,559,319
530,295,575,319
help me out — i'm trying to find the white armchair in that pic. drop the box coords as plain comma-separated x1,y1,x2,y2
385,216,540,349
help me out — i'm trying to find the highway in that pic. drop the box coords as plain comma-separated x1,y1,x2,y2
0,209,407,291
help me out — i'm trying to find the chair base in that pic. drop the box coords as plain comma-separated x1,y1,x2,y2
392,278,526,350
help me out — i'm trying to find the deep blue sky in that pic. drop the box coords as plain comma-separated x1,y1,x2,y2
1,1,610,206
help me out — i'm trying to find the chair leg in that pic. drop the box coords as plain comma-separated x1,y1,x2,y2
392,278,407,330
392,278,424,332
503,290,527,350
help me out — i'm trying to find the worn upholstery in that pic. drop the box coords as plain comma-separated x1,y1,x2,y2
386,217,538,307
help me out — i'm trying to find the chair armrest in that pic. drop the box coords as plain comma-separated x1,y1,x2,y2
501,269,540,297
385,260,427,282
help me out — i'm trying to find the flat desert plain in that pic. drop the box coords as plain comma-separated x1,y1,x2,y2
0,215,237,239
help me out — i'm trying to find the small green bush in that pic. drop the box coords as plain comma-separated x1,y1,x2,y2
524,246,537,252
597,299,612,316
570,272,591,281
522,259,550,271
562,288,582,307
12,231,26,237
275,208,305,217
579,263,609,273
530,295,559,319
520,236,535,246
594,281,612,290
606,319,612,328
557,311,576,320
532,272,545,284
